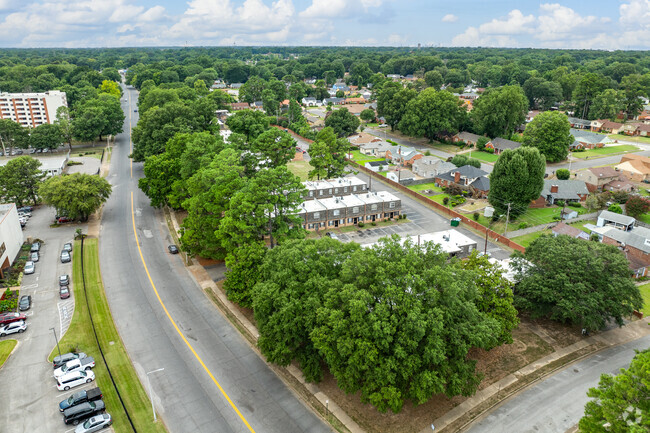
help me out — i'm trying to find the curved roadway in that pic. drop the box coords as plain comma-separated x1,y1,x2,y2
98,84,331,433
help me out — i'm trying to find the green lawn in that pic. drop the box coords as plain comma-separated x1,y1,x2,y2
472,205,590,234
287,159,312,181
609,134,650,145
0,339,17,368
431,143,463,153
637,213,650,225
639,283,650,315
470,151,499,163
572,145,639,159
48,240,167,433
510,230,551,248
348,149,386,163
407,183,444,193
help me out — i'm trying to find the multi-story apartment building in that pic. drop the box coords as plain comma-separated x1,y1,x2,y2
0,90,68,128
298,176,401,230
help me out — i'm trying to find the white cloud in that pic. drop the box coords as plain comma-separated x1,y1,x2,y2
536,3,602,41
478,9,535,35
387,33,407,45
619,0,650,26
299,0,383,20
441,14,457,23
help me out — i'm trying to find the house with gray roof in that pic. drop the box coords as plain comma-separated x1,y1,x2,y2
385,145,423,166
412,157,455,178
359,141,393,158
434,165,490,198
596,210,636,231
532,180,589,206
570,128,614,149
568,117,591,130
486,137,521,154
594,225,650,277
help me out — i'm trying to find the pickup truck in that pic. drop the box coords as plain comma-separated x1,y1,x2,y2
54,356,95,378
59,387,102,412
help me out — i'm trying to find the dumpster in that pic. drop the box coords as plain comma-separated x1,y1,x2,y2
450,218,460,227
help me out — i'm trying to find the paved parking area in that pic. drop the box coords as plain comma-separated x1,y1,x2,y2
0,205,109,432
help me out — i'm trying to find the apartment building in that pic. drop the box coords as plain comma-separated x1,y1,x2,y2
0,90,68,128
303,176,368,201
0,204,24,278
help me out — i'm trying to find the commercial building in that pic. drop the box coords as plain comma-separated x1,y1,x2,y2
0,90,68,128
0,204,24,278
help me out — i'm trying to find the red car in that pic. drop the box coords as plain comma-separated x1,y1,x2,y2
0,312,27,325
59,286,70,299
57,216,73,223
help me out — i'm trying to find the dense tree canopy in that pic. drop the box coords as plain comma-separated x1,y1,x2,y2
472,85,528,138
513,235,643,331
399,88,466,141
522,111,572,163
324,108,360,137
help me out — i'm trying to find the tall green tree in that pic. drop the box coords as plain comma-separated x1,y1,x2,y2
225,109,270,141
579,349,650,433
0,156,45,206
131,102,196,161
29,123,64,150
488,146,546,217
522,111,572,163
0,119,28,154
251,128,296,168
324,108,360,137
522,76,563,110
308,127,348,180
399,88,467,141
40,173,112,221
72,105,107,143
573,73,610,120
424,70,443,89
513,235,643,331
55,106,74,150
239,76,266,103
376,82,416,131
472,85,528,138
99,79,121,98
589,89,625,120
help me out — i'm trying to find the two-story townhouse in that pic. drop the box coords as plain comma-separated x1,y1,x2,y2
302,177,368,201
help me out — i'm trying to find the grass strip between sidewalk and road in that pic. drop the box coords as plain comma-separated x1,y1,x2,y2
48,239,168,433
0,339,17,368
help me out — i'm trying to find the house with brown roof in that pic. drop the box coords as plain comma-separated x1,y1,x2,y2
345,97,366,104
485,137,520,155
615,154,650,182
591,119,623,134
552,222,590,240
576,166,623,192
348,132,381,146
230,102,250,111
621,123,650,137
452,131,484,146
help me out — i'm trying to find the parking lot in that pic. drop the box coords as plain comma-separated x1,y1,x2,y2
0,204,113,431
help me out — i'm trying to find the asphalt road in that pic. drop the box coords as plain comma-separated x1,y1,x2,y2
97,84,331,433
464,334,650,433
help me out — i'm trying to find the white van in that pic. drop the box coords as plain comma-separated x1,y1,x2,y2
56,370,95,391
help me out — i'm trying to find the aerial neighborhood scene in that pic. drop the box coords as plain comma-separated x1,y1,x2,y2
1,1,650,433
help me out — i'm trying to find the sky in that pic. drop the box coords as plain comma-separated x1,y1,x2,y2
0,0,648,49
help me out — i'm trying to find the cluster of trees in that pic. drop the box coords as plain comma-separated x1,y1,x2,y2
253,237,518,413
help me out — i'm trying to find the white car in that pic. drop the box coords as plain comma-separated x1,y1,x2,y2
56,370,95,391
0,320,27,337
23,261,35,274
75,414,112,433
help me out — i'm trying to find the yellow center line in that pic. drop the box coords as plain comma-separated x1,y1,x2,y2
130,191,256,433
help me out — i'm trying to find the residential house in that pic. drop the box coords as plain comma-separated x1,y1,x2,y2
568,117,591,129
302,97,322,107
570,128,614,149
345,97,366,104
485,137,521,155
576,166,627,192
251,101,264,111
387,169,416,183
385,145,423,167
348,132,382,146
302,176,368,201
386,74,402,81
345,104,367,116
638,110,650,124
229,83,243,89
434,165,491,198
323,97,345,105
620,123,650,137
458,92,479,101
596,210,635,231
615,154,650,182
211,80,226,90
526,110,541,123
552,222,590,240
412,157,455,178
531,180,589,207
593,225,650,277
229,102,250,111
364,160,388,172
359,141,393,158
591,119,623,134
452,131,484,147
332,83,350,92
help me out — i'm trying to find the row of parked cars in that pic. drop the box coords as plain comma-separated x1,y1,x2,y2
0,147,58,157
17,205,33,228
53,352,113,431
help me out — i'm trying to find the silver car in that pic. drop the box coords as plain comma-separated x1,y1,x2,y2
24,261,35,274
31,252,39,262
0,320,27,337
74,413,112,433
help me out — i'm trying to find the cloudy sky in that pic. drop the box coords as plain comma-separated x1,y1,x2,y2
0,0,648,49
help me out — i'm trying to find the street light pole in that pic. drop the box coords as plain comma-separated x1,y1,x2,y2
50,327,61,359
146,368,165,422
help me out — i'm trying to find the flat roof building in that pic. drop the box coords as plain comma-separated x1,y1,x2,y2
0,203,24,278
0,90,67,128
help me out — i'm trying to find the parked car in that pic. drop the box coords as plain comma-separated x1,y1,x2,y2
57,216,73,223
53,352,88,369
168,245,179,254
60,286,70,299
18,295,31,311
30,242,40,252
61,251,71,263
0,312,27,325
24,261,35,274
29,148,36,154
19,206,33,213
59,387,103,412
15,149,23,155
54,356,95,378
63,242,73,252
56,370,95,391
0,320,27,337
63,400,106,425
74,413,112,433
18,210,31,218
60,274,70,285
134,108,138,112
325,232,339,240
31,252,39,262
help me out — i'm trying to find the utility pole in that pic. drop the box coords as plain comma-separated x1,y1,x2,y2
484,220,490,254
504,203,511,236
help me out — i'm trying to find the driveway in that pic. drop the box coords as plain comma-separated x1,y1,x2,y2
0,205,99,432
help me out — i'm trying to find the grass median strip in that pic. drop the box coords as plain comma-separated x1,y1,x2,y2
0,339,17,368
48,238,167,433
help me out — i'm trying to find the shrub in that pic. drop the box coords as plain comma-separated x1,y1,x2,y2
491,214,500,222
477,137,489,151
424,150,431,156
358,221,365,228
443,197,449,205
387,139,399,146
568,202,582,208
473,212,480,221
556,168,570,180
555,200,565,207
485,147,495,154
67,161,82,166
371,222,377,226
608,203,623,214
518,222,529,229
552,215,562,221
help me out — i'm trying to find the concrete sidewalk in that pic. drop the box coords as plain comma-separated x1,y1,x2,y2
423,316,650,433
